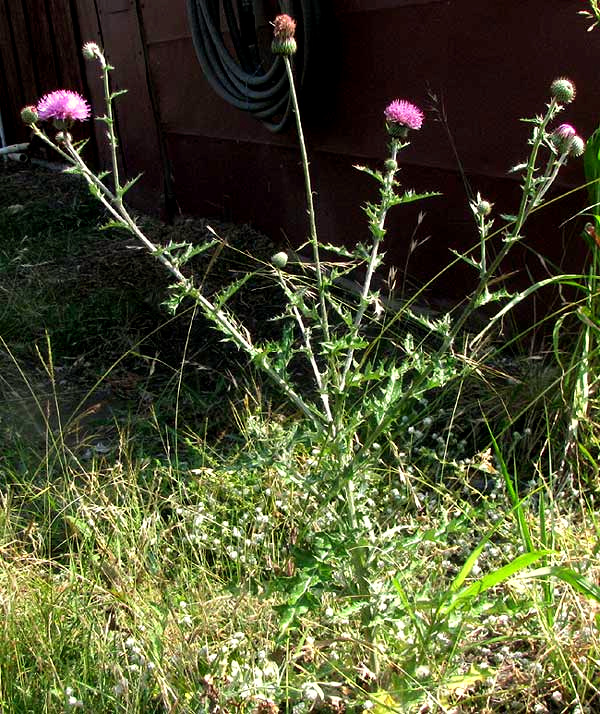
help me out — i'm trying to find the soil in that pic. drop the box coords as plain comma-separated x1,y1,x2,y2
0,160,289,457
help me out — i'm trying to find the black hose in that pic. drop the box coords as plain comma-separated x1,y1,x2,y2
186,0,321,132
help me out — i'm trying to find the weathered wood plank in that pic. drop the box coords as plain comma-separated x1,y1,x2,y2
47,0,87,92
0,0,26,142
8,0,38,101
72,0,111,168
73,0,165,213
26,0,60,94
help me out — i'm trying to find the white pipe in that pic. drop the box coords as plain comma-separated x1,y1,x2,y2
7,152,29,163
0,142,29,155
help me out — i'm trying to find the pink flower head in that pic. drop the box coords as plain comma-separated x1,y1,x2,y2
271,14,297,55
554,123,576,141
384,100,424,133
551,123,584,156
36,90,90,124
272,14,296,40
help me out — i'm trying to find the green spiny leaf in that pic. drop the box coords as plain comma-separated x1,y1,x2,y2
110,89,128,101
116,173,143,198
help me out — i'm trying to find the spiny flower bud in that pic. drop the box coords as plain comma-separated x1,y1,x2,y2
550,77,576,104
271,14,297,56
552,123,576,142
476,199,493,217
551,123,575,150
82,42,101,61
551,124,584,156
20,105,39,124
271,251,288,269
471,193,493,218
384,158,398,173
568,134,585,157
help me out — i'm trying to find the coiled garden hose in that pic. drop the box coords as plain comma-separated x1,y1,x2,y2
186,0,321,132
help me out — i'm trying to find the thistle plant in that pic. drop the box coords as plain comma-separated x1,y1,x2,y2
457,78,585,348
19,22,586,686
552,114,600,474
20,27,438,675
21,53,321,427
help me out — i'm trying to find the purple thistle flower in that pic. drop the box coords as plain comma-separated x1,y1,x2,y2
36,90,90,123
551,123,584,156
272,14,296,40
271,13,297,55
384,99,424,133
554,123,576,141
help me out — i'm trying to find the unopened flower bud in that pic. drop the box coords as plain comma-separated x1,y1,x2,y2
569,135,585,157
384,158,398,173
21,105,38,124
585,223,598,242
82,42,101,61
476,199,493,217
271,251,288,269
271,14,297,56
552,123,576,143
550,78,576,104
551,124,584,156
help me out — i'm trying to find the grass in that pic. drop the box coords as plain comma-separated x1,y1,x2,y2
2,161,600,713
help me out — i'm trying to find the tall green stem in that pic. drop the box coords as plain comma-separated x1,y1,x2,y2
343,472,380,678
283,57,331,350
98,54,122,199
340,142,400,391
447,100,564,349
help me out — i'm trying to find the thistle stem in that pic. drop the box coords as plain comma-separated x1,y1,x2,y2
98,54,122,198
339,142,400,391
448,100,565,348
283,57,331,351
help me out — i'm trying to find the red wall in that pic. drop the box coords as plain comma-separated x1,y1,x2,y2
75,1,600,301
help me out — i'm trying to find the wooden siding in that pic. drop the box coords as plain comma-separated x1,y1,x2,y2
133,0,595,293
0,0,88,144
73,0,167,213
4,0,597,299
